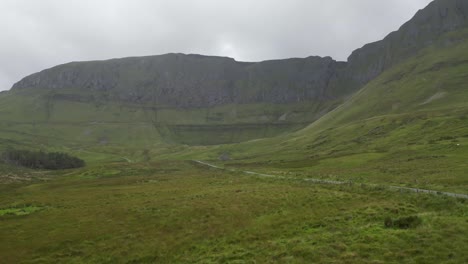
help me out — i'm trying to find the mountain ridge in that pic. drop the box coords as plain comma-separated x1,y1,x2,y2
11,53,351,108
2,0,468,146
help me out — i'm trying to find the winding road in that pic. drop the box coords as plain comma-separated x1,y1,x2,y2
193,160,468,199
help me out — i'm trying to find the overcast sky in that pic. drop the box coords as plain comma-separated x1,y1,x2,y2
0,0,433,91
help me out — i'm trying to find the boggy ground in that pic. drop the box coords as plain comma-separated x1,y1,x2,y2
0,161,466,263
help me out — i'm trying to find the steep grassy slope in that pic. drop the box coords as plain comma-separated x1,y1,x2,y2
315,31,468,129
0,85,343,151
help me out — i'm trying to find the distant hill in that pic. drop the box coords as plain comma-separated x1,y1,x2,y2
6,54,357,146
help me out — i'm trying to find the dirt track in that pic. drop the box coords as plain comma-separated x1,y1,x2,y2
193,160,468,199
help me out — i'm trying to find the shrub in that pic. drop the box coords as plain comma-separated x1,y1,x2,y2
384,215,422,229
384,217,393,228
2,148,85,170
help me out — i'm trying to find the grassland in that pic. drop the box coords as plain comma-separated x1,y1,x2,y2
0,161,467,263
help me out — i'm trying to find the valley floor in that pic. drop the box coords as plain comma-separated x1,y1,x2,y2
0,161,467,263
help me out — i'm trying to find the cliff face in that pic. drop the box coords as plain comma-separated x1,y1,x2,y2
347,0,468,85
11,54,352,108
11,0,468,109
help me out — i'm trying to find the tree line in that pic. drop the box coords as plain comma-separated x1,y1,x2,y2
2,148,85,170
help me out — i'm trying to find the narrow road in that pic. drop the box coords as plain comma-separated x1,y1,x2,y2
193,160,468,199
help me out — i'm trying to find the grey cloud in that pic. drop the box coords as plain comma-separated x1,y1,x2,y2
0,0,433,90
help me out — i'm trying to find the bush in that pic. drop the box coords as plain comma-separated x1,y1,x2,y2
2,148,85,170
384,215,422,229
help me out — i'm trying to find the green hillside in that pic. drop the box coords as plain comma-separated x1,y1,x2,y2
0,86,342,154
3,54,355,147
174,29,468,193
1,9,467,193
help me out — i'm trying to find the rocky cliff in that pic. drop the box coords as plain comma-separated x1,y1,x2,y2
347,0,468,85
12,54,354,108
